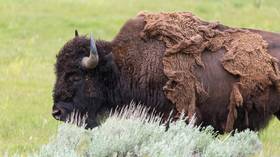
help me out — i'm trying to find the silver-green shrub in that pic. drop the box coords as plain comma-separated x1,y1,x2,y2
26,103,261,157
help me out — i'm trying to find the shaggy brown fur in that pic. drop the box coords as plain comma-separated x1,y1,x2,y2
139,12,280,132
52,12,280,133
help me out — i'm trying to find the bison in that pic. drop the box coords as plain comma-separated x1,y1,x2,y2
52,12,280,133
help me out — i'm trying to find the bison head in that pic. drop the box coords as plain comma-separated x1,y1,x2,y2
52,31,115,128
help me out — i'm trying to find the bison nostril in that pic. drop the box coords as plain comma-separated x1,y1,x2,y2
52,109,62,120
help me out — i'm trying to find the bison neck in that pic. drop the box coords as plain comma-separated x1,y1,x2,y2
105,21,176,114
105,51,176,114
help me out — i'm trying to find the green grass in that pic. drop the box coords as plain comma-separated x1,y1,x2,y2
0,0,279,156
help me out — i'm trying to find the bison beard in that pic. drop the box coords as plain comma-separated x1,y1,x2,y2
139,12,280,132
53,12,280,133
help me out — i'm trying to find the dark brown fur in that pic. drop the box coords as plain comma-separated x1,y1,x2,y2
53,15,280,133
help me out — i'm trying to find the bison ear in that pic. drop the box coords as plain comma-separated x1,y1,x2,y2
75,29,79,37
103,53,113,62
99,52,119,74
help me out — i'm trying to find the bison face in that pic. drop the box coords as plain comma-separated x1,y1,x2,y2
52,69,104,128
52,33,110,128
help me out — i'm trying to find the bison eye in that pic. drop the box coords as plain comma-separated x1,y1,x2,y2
70,75,82,82
65,72,82,83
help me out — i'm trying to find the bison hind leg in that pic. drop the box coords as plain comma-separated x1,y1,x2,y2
275,110,280,121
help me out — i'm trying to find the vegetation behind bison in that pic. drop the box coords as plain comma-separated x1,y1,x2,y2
52,12,280,133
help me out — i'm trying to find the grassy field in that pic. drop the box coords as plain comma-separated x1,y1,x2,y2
0,0,279,156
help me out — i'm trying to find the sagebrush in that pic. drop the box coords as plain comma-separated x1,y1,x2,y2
9,104,262,157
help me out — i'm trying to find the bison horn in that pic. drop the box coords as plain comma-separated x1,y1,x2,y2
75,29,79,37
81,33,99,69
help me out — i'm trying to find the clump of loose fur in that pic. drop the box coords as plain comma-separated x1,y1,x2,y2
139,12,280,132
